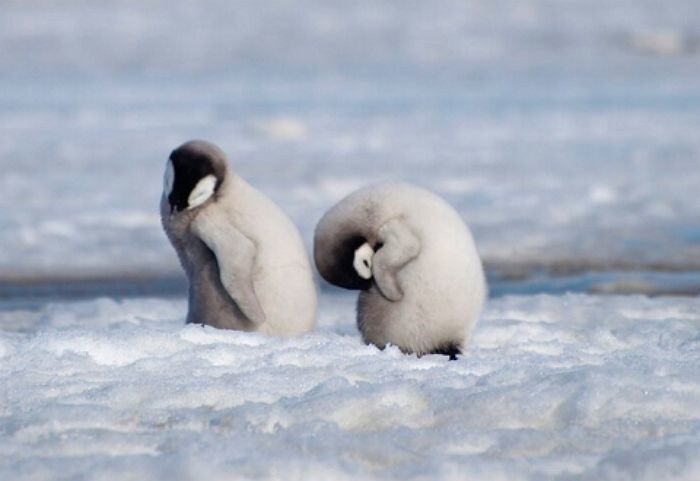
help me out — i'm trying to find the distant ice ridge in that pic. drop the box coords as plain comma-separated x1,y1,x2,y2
1,293,700,480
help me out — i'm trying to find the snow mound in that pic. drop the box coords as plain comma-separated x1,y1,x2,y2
1,293,700,480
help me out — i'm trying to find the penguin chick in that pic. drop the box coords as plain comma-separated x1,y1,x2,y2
161,140,317,336
314,182,486,359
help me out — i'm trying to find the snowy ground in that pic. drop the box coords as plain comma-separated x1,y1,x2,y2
1,0,700,479
2,293,700,481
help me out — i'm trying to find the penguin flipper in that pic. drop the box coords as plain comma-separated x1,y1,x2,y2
372,218,421,302
191,209,266,325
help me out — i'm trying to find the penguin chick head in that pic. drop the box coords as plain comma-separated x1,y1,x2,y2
314,232,378,291
164,140,228,214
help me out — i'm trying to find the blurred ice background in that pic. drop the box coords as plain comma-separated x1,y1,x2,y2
1,0,699,290
1,1,700,480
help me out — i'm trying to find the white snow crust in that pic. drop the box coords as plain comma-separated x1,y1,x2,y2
1,293,700,480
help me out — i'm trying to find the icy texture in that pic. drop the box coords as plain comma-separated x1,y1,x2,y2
1,0,699,277
1,293,700,480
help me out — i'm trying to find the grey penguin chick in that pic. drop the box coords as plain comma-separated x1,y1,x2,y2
161,140,317,336
314,182,486,359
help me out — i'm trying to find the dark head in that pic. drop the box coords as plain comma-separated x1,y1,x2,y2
163,140,228,214
314,227,379,290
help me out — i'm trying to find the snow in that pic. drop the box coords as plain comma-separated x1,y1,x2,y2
1,293,700,480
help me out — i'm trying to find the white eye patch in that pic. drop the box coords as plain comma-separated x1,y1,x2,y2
353,242,375,280
163,159,175,196
187,174,217,210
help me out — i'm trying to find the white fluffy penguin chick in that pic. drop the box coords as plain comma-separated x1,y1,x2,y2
314,182,486,359
160,140,317,336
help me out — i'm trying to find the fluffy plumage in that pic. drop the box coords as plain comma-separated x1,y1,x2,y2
314,182,486,357
161,140,317,336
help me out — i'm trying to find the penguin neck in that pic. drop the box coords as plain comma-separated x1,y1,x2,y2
218,168,241,194
219,169,257,205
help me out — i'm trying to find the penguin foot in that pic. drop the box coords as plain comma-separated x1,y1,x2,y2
430,343,462,361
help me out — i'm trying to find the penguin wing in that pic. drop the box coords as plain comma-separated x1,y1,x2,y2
372,218,421,302
191,209,266,325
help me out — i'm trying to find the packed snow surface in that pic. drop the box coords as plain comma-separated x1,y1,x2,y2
1,293,700,480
